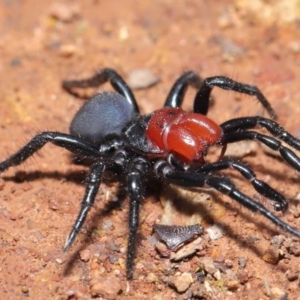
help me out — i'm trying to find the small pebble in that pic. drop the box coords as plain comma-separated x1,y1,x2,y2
237,270,249,284
270,235,285,247
59,44,77,57
225,259,233,268
90,277,122,298
213,36,245,57
262,246,280,264
172,272,193,293
21,286,29,293
291,207,300,218
9,211,18,220
213,269,221,280
66,290,75,297
199,257,217,275
101,219,114,231
55,258,63,264
79,249,91,262
206,224,224,241
48,199,59,211
127,69,160,90
146,272,158,283
270,287,287,299
106,240,119,252
50,3,80,22
286,270,298,282
226,280,239,291
108,255,118,264
170,236,205,261
288,243,300,256
238,257,247,269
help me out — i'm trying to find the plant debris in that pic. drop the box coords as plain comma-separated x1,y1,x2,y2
153,224,204,251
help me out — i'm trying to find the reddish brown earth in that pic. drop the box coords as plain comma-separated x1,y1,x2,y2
1,1,300,299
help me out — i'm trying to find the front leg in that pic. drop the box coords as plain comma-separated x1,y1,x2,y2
164,71,203,111
225,131,300,172
194,77,277,119
221,116,300,151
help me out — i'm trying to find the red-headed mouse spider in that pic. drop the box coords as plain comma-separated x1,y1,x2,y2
1,68,300,279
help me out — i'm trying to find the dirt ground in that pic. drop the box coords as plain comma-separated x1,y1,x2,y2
1,0,300,299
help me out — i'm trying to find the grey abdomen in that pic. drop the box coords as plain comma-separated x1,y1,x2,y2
70,92,135,145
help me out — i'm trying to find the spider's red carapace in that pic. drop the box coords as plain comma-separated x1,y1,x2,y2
146,107,224,162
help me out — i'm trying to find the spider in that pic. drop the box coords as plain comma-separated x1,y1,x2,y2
1,68,300,280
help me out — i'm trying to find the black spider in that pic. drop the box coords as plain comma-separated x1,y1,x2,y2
1,68,300,279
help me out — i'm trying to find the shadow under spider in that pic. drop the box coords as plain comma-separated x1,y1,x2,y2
1,166,295,277
155,184,295,276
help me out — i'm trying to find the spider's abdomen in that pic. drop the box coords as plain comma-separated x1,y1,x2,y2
70,92,135,145
146,107,223,161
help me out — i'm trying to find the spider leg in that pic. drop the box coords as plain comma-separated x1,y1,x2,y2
64,160,104,250
194,76,277,119
0,132,100,173
125,157,149,279
164,71,203,111
157,164,300,239
221,116,300,150
191,159,288,212
224,131,300,172
206,176,300,238
126,169,145,279
62,68,139,114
